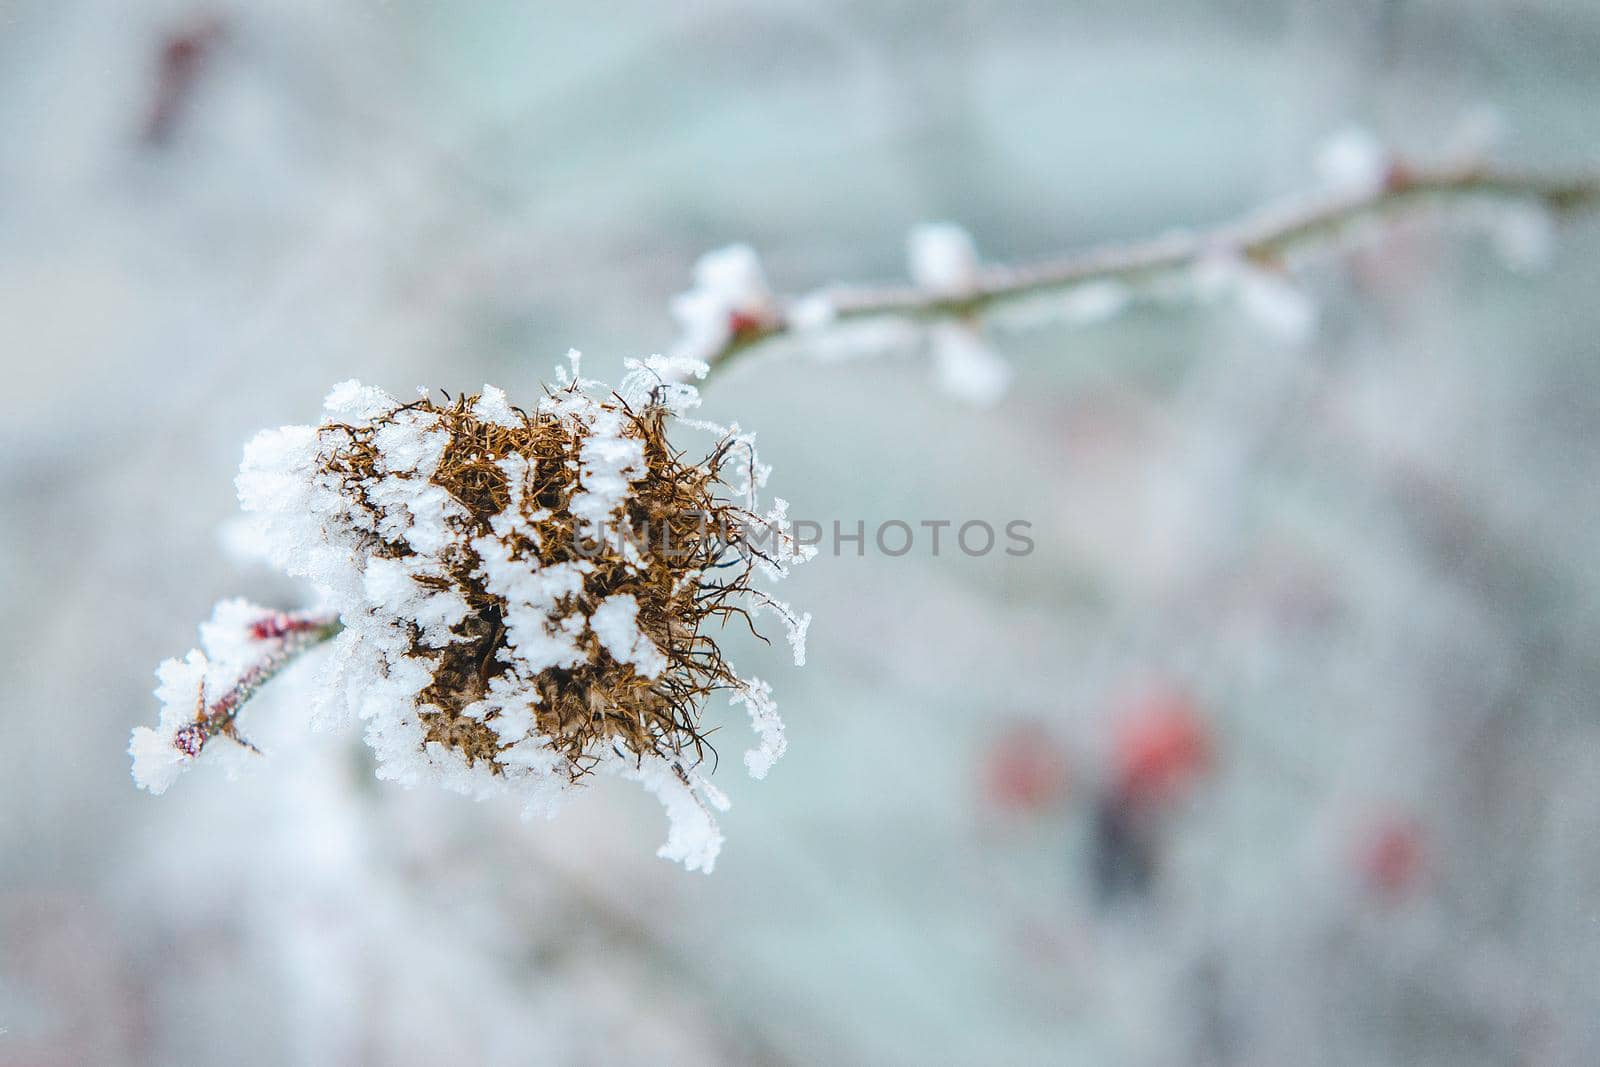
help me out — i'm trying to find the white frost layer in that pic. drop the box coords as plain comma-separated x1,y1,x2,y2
1194,253,1319,346
132,599,310,794
731,679,785,780
929,321,1012,407
621,757,730,873
590,594,669,679
1314,126,1387,197
131,650,208,795
226,361,810,870
908,222,980,295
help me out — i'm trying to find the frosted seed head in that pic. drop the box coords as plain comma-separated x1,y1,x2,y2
221,364,811,869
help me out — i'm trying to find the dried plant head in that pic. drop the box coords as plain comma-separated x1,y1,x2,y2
135,353,811,871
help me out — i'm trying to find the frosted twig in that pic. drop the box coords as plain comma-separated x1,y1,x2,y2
132,607,344,793
181,612,344,757
696,164,1600,379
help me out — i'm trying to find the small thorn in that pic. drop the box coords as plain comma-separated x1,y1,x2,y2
219,721,261,754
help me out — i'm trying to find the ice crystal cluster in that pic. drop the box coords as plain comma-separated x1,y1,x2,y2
133,353,812,871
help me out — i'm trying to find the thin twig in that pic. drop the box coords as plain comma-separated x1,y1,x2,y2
178,613,344,757
700,165,1600,380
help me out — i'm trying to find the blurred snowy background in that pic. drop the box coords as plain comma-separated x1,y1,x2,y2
4,1,1600,1063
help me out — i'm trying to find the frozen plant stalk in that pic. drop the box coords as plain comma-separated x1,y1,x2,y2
134,141,1597,871
132,353,812,872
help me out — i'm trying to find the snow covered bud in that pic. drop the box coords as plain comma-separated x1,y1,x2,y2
1193,251,1319,346
214,353,810,871
907,223,1013,405
907,222,981,296
1314,126,1389,198
927,321,1012,407
671,245,781,362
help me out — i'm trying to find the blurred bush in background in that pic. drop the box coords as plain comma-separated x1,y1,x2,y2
3,1,1599,1063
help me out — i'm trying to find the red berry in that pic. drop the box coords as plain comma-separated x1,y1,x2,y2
983,723,1070,812
727,309,767,338
1112,688,1212,806
1360,818,1425,900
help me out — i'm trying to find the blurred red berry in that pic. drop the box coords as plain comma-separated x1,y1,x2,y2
1360,818,1425,900
144,17,225,145
1112,688,1212,806
983,723,1070,813
727,309,768,338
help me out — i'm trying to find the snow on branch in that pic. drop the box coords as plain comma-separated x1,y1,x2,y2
673,160,1600,392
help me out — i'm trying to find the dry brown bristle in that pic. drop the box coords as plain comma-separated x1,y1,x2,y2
318,391,760,782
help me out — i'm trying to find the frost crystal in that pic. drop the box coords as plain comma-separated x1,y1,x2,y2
590,594,669,679
1314,126,1388,197
731,679,785,779
904,224,1015,404
928,321,1012,407
908,222,981,295
1194,253,1319,345
142,357,811,871
786,292,837,332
